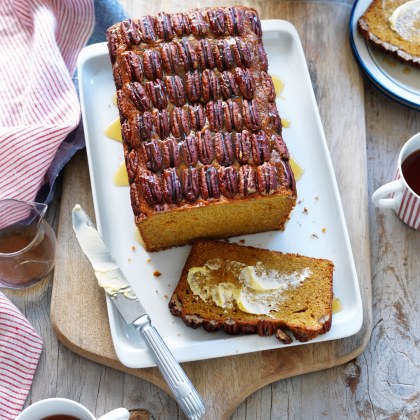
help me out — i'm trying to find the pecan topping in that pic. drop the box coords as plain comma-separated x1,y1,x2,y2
220,70,240,99
125,149,138,181
152,109,170,139
121,119,132,145
187,10,209,37
200,166,220,200
235,67,255,100
188,103,206,131
182,167,200,202
162,137,181,168
202,69,220,102
234,130,252,164
165,75,186,107
112,63,123,90
231,38,252,68
271,133,289,159
223,99,242,132
153,12,174,41
261,72,276,102
206,100,224,132
122,51,143,83
145,79,168,109
130,183,141,214
180,134,199,166
116,90,130,119
196,39,216,70
120,19,141,46
257,162,278,195
132,111,153,143
250,131,270,164
177,38,199,71
218,166,238,198
126,82,151,111
281,160,295,190
275,328,293,344
161,42,182,74
257,320,275,336
225,7,245,36
139,15,157,43
243,99,261,131
141,139,163,172
163,168,183,204
107,30,119,64
214,39,235,71
207,8,226,35
143,50,163,80
268,102,282,132
197,130,215,165
238,164,257,196
171,13,191,36
215,132,234,166
139,171,163,205
223,319,240,335
185,70,202,103
245,9,262,39
171,106,190,138
257,44,268,71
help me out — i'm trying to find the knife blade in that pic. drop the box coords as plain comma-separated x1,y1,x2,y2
71,205,205,420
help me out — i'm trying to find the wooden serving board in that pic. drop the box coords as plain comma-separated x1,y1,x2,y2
51,2,372,419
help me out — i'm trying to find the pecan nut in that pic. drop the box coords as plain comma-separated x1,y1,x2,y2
161,42,182,74
171,106,190,138
235,67,255,100
200,166,220,200
187,10,209,37
197,130,215,165
125,149,138,181
139,15,157,43
152,109,170,139
225,7,245,36
177,38,199,71
180,134,199,166
162,137,181,168
138,171,163,205
132,111,153,143
120,19,141,46
271,133,289,159
107,29,119,64
163,168,183,204
143,49,163,80
257,44,268,71
202,69,220,102
188,103,206,132
141,140,163,172
261,72,276,102
171,13,191,37
122,51,144,83
165,75,186,107
223,319,240,335
196,38,216,70
281,160,295,190
154,12,174,41
268,102,281,132
112,63,123,90
126,82,151,111
234,130,252,164
257,320,275,336
182,167,200,202
145,79,168,109
219,166,238,198
243,99,261,131
206,100,224,132
214,39,235,71
250,131,270,164
238,164,257,196
257,162,278,195
245,9,262,39
215,132,234,166
231,38,252,68
185,70,202,103
223,99,242,132
206,8,226,35
220,70,239,99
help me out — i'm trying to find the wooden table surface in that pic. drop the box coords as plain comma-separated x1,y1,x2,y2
4,0,419,419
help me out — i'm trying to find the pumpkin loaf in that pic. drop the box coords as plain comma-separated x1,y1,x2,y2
358,0,420,67
106,7,296,252
169,240,334,343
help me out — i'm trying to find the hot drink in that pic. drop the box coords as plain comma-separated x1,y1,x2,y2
402,149,420,196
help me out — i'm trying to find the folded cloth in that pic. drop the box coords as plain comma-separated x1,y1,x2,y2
0,0,94,203
0,292,43,419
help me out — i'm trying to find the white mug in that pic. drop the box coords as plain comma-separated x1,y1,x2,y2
372,132,420,231
15,398,130,420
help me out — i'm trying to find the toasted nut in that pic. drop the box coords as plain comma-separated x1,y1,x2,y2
122,51,144,83
225,7,245,36
162,137,181,168
112,63,123,90
171,106,190,138
238,164,257,196
180,134,199,166
163,168,183,204
126,82,151,111
125,149,138,181
141,139,163,172
177,38,199,71
202,69,220,102
233,130,252,164
257,162,278,195
214,39,235,71
132,111,153,143
261,72,276,102
231,38,252,68
200,166,220,199
196,38,216,70
197,130,215,165
214,132,234,167
223,99,242,132
188,103,206,131
245,9,262,39
218,166,238,198
257,44,268,71
161,42,182,74
138,171,163,205
271,133,289,159
185,70,202,102
206,8,226,35
171,13,191,36
143,49,163,80
145,79,168,109
139,15,157,43
220,70,240,99
250,131,270,164
182,167,200,202
120,19,141,46
206,100,224,131
187,10,209,37
165,75,186,107
152,109,170,139
153,12,174,41
243,99,261,131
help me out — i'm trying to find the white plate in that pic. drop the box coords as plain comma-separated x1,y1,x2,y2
77,20,363,368
350,0,420,110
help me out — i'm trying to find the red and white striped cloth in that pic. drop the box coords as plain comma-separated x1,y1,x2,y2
0,0,94,202
0,292,43,420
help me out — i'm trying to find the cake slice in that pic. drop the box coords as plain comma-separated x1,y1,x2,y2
106,7,296,252
169,240,334,343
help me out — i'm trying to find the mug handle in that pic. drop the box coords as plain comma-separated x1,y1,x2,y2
372,179,405,210
97,408,130,420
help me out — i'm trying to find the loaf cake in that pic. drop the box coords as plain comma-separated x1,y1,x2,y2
358,0,420,67
169,240,334,343
106,7,297,252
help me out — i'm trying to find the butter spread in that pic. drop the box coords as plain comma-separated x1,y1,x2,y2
187,259,312,316
389,0,420,43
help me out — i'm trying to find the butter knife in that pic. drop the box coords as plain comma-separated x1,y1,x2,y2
71,205,205,420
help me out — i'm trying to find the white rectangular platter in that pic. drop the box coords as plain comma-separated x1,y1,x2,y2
77,20,363,368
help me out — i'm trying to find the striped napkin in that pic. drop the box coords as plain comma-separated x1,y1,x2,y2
0,292,43,420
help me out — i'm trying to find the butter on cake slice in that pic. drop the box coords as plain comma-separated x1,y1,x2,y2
106,7,296,252
169,240,334,343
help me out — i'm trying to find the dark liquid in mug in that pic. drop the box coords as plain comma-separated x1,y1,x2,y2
40,416,81,420
402,150,420,196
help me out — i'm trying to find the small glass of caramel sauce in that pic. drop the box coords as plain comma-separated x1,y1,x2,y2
0,198,56,288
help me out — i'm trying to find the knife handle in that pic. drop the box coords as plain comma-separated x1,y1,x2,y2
133,315,205,420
